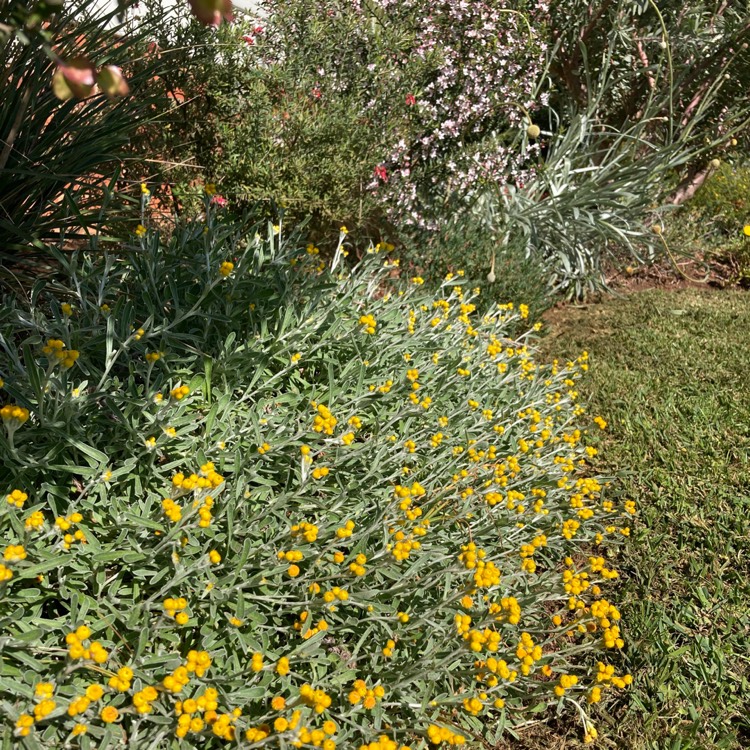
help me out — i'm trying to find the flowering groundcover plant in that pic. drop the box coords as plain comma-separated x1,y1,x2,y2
0,212,633,747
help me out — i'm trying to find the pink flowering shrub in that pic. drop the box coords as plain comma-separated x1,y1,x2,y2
363,0,548,229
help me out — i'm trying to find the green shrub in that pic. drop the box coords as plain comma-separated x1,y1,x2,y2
140,3,405,229
0,206,633,748
689,161,750,235
400,220,552,324
139,0,544,235
670,161,750,285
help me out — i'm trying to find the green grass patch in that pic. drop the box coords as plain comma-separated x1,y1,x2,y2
540,288,750,749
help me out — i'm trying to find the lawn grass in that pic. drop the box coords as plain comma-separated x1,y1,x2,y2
537,287,750,749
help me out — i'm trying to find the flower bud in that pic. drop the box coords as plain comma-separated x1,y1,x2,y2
97,66,129,98
52,58,96,101
188,0,233,25
526,124,541,139
486,269,496,283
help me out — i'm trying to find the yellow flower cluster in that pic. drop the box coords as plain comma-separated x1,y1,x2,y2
197,495,214,527
301,683,333,713
562,566,590,596
462,696,483,715
245,724,271,742
174,687,220,738
349,552,367,576
282,718,337,749
42,338,79,369
561,518,581,539
201,707,242,740
312,402,338,434
553,673,578,697
133,685,159,714
294,610,330,640
369,377,394,393
589,555,619,579
390,529,421,561
595,662,633,690
591,599,624,648
3,544,25,562
472,557,501,588
6,489,27,507
164,597,190,625
65,626,108,663
462,624,501,654
489,597,522,625
279,548,304,577
68,683,104,717
458,542,501,587
108,666,133,692
360,736,410,750
55,512,86,549
336,520,355,538
359,314,377,334
291,521,319,542
348,680,385,710
170,384,190,400
477,656,518,684
162,497,182,522
1,404,29,424
172,463,224,492
515,632,543,675
427,725,466,745
322,586,349,604
519,533,547,574
162,665,191,694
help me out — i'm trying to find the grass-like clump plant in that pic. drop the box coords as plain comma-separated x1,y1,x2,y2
0,201,634,748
